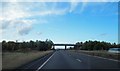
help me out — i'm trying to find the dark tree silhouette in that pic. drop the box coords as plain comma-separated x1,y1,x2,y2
2,39,54,52
74,40,119,51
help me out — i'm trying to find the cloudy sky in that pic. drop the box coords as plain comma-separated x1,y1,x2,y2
0,0,119,44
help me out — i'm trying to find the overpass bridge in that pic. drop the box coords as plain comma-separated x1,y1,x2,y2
53,44,76,50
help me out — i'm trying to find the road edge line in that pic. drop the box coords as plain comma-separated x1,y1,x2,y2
93,55,120,62
36,52,55,71
80,53,120,62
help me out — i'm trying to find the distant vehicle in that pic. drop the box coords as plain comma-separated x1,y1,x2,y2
108,48,120,53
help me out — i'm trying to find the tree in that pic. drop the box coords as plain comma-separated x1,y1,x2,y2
2,40,6,51
74,42,81,50
45,39,53,50
7,41,16,51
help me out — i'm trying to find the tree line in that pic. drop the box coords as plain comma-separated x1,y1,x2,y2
2,39,54,52
73,40,120,50
2,40,120,52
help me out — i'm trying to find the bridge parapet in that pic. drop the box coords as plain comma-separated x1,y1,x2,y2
53,44,75,46
53,44,77,50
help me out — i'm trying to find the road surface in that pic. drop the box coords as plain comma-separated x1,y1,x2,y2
16,50,120,71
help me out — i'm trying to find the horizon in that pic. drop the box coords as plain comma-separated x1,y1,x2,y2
0,39,118,44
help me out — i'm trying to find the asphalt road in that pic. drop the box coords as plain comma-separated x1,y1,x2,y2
14,50,120,71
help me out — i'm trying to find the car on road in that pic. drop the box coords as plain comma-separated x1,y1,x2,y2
108,48,120,53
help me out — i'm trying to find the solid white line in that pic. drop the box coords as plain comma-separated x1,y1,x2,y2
36,52,55,71
81,53,120,62
76,59,82,62
93,55,120,62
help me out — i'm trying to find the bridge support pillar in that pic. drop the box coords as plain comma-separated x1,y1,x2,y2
65,45,67,50
52,45,55,50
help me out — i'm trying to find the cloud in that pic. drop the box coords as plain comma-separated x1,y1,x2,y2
18,26,32,36
1,20,11,29
80,2,88,13
0,19,34,36
0,2,69,37
2,0,120,2
0,2,35,37
0,30,3,35
69,1,79,13
37,32,42,35
69,0,87,13
1,2,32,21
1,2,69,20
13,20,34,35
39,8,68,16
99,33,108,36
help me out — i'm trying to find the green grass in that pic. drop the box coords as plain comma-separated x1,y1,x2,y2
2,50,53,69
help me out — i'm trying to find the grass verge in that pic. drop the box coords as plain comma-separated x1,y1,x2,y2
69,50,120,61
2,50,53,69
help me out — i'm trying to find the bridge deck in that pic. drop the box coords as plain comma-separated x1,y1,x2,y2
53,44,75,46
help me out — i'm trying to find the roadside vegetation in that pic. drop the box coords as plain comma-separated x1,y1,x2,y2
73,40,120,50
2,50,53,69
2,39,54,69
2,39,54,52
70,50,120,61
69,40,120,60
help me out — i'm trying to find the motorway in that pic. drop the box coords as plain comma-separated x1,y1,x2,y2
18,50,120,71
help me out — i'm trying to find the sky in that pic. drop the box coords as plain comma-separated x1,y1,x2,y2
0,0,119,45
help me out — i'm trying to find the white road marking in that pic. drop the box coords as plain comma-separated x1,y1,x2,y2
93,55,120,62
76,59,82,62
36,52,55,71
81,53,120,62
